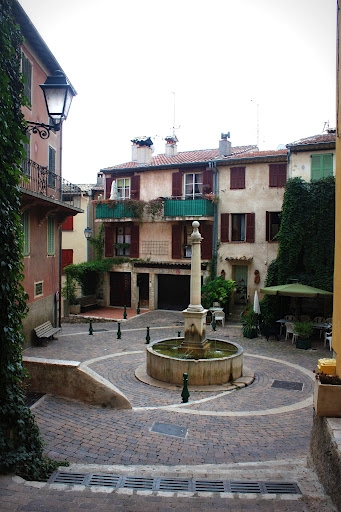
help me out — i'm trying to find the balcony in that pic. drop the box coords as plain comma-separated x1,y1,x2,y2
96,201,135,219
164,198,214,217
20,159,81,208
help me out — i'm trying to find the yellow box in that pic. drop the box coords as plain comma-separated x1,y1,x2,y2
318,358,336,376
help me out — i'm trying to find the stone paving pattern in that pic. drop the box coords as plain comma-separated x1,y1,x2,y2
0,309,338,511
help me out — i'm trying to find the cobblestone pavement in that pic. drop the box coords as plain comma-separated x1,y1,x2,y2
1,310,338,511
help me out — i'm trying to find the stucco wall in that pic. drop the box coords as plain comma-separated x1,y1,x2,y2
289,149,336,182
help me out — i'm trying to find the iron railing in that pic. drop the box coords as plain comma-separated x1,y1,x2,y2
20,159,81,208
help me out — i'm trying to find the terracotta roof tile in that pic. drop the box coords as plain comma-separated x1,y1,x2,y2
101,145,283,172
287,132,335,147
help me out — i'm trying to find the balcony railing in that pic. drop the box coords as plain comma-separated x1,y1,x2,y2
96,202,135,219
164,198,214,217
20,159,81,208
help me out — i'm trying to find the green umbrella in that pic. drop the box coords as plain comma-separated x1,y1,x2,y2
260,283,333,298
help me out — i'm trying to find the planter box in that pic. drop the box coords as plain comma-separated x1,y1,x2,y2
296,338,312,349
70,304,81,315
314,379,341,417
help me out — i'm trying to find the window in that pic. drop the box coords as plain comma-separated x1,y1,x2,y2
183,225,192,258
230,167,245,189
47,215,55,255
62,216,73,231
117,178,130,199
231,213,255,243
232,214,246,241
269,163,286,187
34,281,43,297
21,53,32,105
184,173,202,199
48,146,56,188
266,211,281,241
21,211,30,255
115,226,131,255
311,153,333,180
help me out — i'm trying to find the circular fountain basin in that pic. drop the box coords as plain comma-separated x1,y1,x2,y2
146,338,243,386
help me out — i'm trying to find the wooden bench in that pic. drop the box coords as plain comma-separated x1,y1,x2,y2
78,295,98,312
34,321,60,342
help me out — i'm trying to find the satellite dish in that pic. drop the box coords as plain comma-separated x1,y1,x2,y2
277,144,286,150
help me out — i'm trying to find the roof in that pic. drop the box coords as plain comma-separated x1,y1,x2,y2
286,131,335,150
102,145,287,174
13,0,76,94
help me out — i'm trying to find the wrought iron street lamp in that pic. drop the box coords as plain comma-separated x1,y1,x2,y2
26,70,76,139
84,227,93,239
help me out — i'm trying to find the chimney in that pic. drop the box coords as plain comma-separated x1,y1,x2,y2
219,132,231,157
165,135,178,156
131,136,153,164
97,172,104,186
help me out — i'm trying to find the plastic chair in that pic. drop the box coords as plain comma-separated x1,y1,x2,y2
213,311,225,327
300,315,311,322
324,330,332,351
212,302,220,307
285,322,298,343
325,317,333,326
284,315,296,321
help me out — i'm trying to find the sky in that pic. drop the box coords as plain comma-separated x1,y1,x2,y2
18,0,337,185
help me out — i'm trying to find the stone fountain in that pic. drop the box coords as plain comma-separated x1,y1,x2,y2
146,221,244,386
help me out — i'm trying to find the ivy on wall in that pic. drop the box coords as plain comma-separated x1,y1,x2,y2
261,176,335,324
0,1,67,479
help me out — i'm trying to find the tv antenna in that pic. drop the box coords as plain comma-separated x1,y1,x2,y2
171,92,181,137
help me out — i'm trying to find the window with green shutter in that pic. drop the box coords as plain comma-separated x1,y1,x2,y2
48,146,56,188
21,211,30,255
21,52,32,105
47,215,55,255
311,153,333,180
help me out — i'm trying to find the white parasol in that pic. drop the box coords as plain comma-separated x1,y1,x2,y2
253,290,261,315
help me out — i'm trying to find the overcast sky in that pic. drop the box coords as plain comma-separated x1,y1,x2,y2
18,0,336,185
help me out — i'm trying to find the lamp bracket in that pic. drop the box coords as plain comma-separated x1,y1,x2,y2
26,121,60,139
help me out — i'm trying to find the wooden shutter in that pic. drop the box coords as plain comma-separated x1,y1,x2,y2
269,164,286,187
62,216,73,231
104,225,114,257
202,170,213,193
322,153,333,177
130,224,139,257
246,213,255,243
230,167,245,189
201,223,212,259
172,172,182,197
62,249,73,270
130,175,140,200
220,213,229,242
106,176,114,199
265,211,270,241
172,224,182,259
311,154,333,180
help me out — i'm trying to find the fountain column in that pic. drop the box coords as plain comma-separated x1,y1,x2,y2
179,221,209,357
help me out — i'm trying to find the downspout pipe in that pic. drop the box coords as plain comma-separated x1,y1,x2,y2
209,160,218,278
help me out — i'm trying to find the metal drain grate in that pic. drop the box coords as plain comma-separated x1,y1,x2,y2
48,472,301,495
272,380,304,391
24,392,45,407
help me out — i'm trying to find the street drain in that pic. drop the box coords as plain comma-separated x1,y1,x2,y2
151,422,188,438
48,471,301,495
24,392,45,407
272,380,304,391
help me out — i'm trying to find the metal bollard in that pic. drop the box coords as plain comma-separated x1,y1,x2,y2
123,305,127,320
145,326,150,344
178,331,181,338
137,301,140,315
117,322,121,339
211,313,216,331
88,319,93,335
181,372,190,403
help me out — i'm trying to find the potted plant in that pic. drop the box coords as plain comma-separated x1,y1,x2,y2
241,308,258,339
314,370,341,417
293,320,313,349
62,276,80,315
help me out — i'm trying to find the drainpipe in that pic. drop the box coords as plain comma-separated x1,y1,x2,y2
209,161,218,278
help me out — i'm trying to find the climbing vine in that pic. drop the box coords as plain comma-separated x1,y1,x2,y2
0,0,67,479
